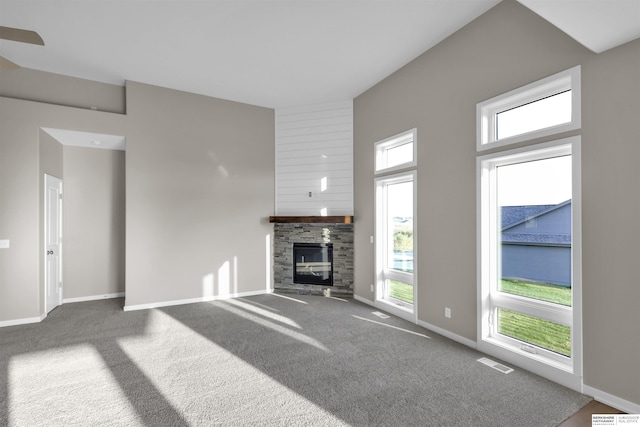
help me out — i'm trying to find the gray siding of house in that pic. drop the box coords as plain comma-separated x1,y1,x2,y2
502,203,572,287
502,245,571,286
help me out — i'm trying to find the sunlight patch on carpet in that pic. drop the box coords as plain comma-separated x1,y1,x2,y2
226,298,302,329
8,344,139,425
324,296,350,303
372,311,390,319
116,309,342,426
217,301,330,352
270,293,308,304
352,315,431,339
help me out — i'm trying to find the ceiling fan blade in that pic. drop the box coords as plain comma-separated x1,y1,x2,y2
0,55,20,69
0,26,44,45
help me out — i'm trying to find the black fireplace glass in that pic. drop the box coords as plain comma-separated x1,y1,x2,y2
293,243,333,286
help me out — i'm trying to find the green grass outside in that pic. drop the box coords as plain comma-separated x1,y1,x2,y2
389,278,570,308
387,278,572,356
498,279,572,356
501,279,572,306
388,280,414,304
498,308,571,357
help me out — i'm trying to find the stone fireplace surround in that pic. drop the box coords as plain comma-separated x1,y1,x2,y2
272,220,354,296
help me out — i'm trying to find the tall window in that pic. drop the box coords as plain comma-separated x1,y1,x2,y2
375,129,417,321
477,67,582,391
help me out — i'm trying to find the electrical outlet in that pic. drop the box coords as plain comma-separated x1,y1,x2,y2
370,284,374,293
445,307,451,318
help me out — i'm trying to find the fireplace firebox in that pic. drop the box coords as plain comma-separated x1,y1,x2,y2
293,243,333,286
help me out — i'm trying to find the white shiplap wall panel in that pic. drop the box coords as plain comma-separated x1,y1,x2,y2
276,100,353,216
276,162,352,174
277,138,352,150
277,177,353,189
278,129,352,141
278,146,352,159
278,124,352,138
278,116,352,130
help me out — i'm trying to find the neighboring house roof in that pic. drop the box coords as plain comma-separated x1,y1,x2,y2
501,232,571,245
501,200,571,246
501,204,556,229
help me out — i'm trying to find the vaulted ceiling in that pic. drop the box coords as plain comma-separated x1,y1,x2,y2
1,0,639,109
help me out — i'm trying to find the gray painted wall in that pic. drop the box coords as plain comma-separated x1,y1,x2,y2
0,67,125,114
354,0,639,405
0,97,126,321
124,81,274,308
0,77,274,320
63,146,126,299
581,36,640,404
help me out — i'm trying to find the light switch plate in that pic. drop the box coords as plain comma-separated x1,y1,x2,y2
0,240,9,249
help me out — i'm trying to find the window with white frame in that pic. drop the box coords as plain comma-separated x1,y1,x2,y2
478,138,582,388
477,66,582,391
375,128,416,173
374,129,417,322
477,66,580,151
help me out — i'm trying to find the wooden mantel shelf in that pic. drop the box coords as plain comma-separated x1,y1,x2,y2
269,216,354,224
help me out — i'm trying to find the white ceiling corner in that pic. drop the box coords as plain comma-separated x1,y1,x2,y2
517,0,640,53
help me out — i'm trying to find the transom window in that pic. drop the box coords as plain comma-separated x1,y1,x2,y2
375,128,416,173
496,90,572,140
477,66,580,151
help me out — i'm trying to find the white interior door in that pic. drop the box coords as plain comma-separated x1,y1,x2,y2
45,174,63,313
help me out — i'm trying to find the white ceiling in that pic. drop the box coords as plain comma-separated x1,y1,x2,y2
519,0,640,54
1,0,639,110
42,128,126,150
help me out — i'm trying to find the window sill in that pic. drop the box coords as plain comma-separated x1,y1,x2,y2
481,336,574,375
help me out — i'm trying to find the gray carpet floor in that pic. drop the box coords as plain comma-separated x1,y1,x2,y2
0,294,590,426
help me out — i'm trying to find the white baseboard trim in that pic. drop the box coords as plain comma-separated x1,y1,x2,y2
353,294,477,349
0,313,46,328
123,290,268,312
583,385,640,414
63,292,125,304
353,294,374,306
417,319,478,349
354,294,414,322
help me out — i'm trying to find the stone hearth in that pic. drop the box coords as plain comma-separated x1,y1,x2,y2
273,223,354,296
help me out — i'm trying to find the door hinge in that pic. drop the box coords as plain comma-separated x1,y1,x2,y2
59,193,63,200
59,282,62,289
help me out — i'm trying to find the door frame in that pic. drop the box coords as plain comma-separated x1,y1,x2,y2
44,174,63,313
